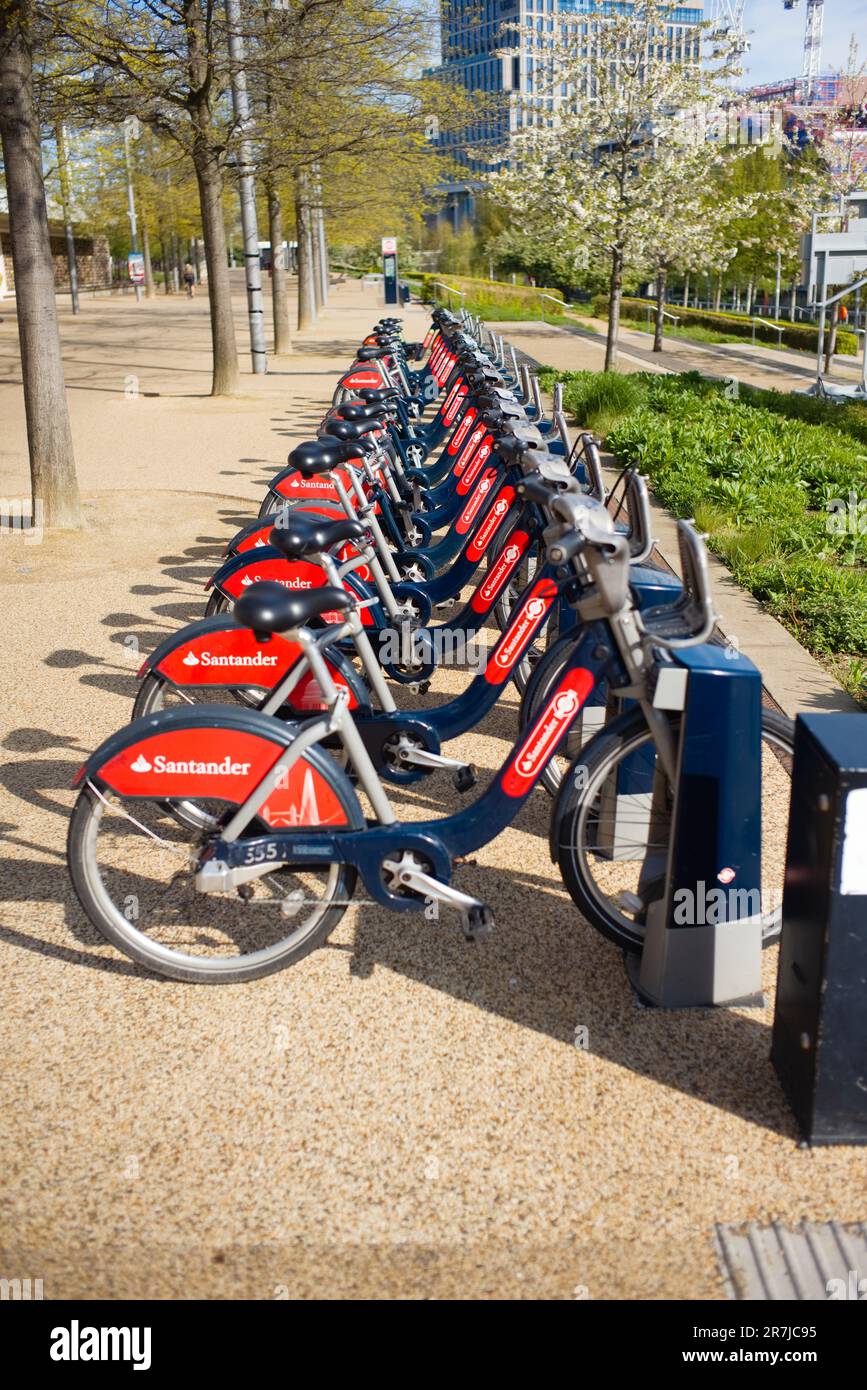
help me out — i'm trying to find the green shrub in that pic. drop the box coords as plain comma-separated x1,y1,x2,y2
591,294,858,356
549,368,867,679
560,370,648,433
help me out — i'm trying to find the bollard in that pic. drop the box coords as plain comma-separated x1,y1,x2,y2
771,714,867,1145
627,645,764,1007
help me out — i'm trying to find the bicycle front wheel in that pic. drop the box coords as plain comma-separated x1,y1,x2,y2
554,706,794,954
67,786,357,983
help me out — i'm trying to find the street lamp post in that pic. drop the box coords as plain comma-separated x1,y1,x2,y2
123,116,142,304
55,125,80,314
225,0,267,375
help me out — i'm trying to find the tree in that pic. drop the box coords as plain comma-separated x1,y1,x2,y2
488,0,737,367
0,0,81,527
243,0,472,331
61,0,243,394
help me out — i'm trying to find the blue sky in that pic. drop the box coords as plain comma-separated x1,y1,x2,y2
742,0,864,84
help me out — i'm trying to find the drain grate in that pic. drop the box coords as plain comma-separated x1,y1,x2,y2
715,1222,867,1300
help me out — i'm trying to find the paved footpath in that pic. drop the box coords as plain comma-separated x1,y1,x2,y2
493,311,866,395
0,279,863,1301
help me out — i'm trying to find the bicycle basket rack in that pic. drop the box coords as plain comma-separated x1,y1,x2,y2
637,521,717,649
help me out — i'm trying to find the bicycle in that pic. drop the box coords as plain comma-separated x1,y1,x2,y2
67,467,793,983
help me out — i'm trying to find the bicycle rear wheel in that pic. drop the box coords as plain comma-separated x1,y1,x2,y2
554,706,794,953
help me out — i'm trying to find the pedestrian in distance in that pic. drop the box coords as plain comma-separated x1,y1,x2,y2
183,263,196,298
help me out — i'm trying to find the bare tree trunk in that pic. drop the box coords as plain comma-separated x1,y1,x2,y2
141,219,156,298
0,0,80,527
295,180,316,331
653,265,667,352
789,278,797,322
190,116,239,395
682,274,689,309
745,277,754,316
714,277,722,312
267,181,291,354
604,247,623,371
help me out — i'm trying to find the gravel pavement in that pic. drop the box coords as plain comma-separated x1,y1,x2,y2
0,277,863,1301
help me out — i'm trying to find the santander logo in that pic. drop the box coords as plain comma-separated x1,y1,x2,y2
467,493,513,561
455,425,486,475
501,672,594,795
444,386,467,425
457,469,496,534
181,649,279,668
130,752,253,776
240,574,313,589
487,581,556,681
448,408,476,456
474,537,528,609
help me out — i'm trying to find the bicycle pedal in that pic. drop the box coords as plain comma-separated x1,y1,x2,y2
408,680,430,695
461,904,495,942
452,764,477,794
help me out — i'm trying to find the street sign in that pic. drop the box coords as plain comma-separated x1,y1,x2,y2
127,252,145,285
381,236,398,305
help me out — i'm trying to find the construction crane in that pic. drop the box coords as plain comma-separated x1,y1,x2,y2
782,0,826,103
708,0,750,85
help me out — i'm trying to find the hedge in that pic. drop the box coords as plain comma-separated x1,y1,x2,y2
417,273,565,317
536,366,867,451
591,294,858,356
544,368,867,696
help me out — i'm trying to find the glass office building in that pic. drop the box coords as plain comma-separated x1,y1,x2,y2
435,0,704,221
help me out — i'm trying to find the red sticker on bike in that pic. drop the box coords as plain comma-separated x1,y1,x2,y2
453,424,487,477
274,470,380,515
447,407,477,456
456,437,493,495
483,575,557,685
455,468,497,535
153,627,357,710
443,383,468,426
341,370,382,390
501,669,595,796
259,761,351,829
97,727,349,827
219,558,328,600
444,380,464,422
466,487,516,561
470,529,531,614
